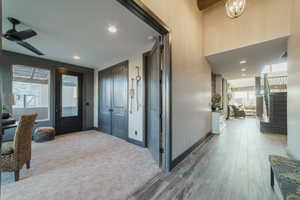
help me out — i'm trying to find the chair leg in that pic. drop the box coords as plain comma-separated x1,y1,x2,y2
14,170,20,182
26,160,31,169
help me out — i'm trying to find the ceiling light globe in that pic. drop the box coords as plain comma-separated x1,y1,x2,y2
226,0,246,19
108,25,117,33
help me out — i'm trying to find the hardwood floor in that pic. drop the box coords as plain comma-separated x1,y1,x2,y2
128,118,287,200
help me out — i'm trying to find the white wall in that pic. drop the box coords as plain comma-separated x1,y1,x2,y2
203,0,292,56
127,52,146,141
215,75,223,95
287,0,300,159
94,45,152,142
142,0,212,160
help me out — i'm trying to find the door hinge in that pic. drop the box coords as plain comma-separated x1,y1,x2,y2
160,44,164,52
160,148,164,154
160,44,164,72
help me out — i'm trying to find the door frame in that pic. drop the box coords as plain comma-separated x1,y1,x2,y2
98,61,129,140
55,69,83,134
116,0,172,172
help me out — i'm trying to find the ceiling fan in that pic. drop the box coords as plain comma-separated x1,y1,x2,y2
2,17,44,56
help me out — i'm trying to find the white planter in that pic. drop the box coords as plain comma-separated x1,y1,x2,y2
212,112,225,134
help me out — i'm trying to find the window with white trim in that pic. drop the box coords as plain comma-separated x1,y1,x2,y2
12,65,50,121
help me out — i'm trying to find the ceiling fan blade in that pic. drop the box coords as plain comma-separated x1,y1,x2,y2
17,41,44,56
10,29,37,40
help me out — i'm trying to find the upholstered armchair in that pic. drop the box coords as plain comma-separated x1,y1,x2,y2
1,113,37,181
231,105,246,118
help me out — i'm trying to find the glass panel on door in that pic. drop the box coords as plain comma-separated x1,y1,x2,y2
61,75,79,117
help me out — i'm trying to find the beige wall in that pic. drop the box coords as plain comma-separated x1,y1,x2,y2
287,0,300,160
203,0,292,56
142,0,212,159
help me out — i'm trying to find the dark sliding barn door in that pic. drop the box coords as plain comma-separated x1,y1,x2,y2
146,40,162,165
55,70,83,134
98,61,128,140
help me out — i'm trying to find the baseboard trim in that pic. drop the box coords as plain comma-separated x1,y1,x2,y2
92,128,146,147
83,127,98,131
128,138,146,148
171,132,212,170
91,127,102,131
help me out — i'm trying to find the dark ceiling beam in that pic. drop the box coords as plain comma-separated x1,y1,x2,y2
198,0,223,10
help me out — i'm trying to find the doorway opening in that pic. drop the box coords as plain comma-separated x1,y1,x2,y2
95,0,172,171
207,37,288,137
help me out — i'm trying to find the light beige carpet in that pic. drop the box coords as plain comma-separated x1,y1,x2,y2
1,130,160,200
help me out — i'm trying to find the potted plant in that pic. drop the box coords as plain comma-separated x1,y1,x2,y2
212,93,222,111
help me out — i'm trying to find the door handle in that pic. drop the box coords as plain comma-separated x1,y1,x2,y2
55,106,60,113
109,108,114,112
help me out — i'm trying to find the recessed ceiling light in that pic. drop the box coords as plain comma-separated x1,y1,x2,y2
241,68,247,72
240,60,247,64
73,56,80,60
108,25,117,33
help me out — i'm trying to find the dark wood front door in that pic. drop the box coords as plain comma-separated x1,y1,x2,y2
146,40,162,165
55,70,83,134
98,61,128,140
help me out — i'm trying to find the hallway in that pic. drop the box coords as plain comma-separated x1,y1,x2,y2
128,118,287,200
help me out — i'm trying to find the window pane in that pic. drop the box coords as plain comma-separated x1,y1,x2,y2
262,62,288,74
232,90,256,107
62,75,78,117
13,65,34,79
271,62,288,73
12,65,50,121
33,68,50,81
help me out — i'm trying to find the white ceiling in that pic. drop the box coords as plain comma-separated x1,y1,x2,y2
228,78,255,88
206,37,288,80
2,0,158,68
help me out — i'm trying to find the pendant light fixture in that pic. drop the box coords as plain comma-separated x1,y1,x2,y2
226,0,246,19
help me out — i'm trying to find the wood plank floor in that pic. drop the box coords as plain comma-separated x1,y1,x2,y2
128,118,287,200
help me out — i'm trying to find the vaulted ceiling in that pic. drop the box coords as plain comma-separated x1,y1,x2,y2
198,0,223,10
